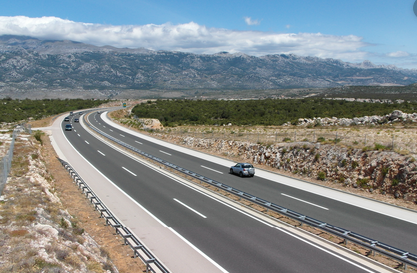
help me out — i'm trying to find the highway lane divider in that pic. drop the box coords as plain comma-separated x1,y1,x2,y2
58,158,169,273
86,112,417,272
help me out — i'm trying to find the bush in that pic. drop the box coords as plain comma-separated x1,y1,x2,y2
351,161,359,169
60,218,69,229
33,130,44,145
317,136,325,142
317,171,326,181
374,143,387,151
357,178,370,188
381,167,389,177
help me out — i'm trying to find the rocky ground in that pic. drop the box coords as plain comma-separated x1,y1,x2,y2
0,122,145,272
113,108,417,210
1,104,416,272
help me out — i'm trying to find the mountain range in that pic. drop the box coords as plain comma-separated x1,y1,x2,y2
0,35,416,99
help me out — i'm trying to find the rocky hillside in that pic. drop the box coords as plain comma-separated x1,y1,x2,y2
150,132,417,205
1,35,417,99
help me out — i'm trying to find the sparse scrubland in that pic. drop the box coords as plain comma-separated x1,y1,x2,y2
115,99,417,208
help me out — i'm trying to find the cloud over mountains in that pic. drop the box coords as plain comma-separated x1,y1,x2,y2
0,16,371,62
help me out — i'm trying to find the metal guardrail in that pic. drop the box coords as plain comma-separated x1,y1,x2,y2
58,158,169,273
87,118,417,270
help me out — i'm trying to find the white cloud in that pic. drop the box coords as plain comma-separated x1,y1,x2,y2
244,17,260,26
0,16,369,62
387,51,410,58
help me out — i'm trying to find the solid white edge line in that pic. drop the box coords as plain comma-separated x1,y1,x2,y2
63,117,168,231
100,113,417,225
60,116,173,272
91,112,377,271
159,150,172,156
122,166,137,176
174,198,207,218
168,227,229,273
281,193,329,210
201,165,223,174
78,113,230,272
275,227,376,273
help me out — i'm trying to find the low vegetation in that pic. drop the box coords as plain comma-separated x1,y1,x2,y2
131,98,417,127
0,98,108,123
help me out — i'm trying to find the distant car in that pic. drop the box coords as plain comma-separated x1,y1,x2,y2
74,118,79,123
78,112,83,115
64,117,70,122
65,124,73,131
230,163,255,177
70,111,74,116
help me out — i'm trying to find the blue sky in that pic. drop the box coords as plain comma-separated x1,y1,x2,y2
1,0,417,68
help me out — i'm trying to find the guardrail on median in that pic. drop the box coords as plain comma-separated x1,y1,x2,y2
88,120,417,270
58,158,169,273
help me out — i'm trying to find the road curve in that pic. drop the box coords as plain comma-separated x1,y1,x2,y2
41,110,397,272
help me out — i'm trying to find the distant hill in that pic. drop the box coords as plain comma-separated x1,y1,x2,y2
1,35,417,99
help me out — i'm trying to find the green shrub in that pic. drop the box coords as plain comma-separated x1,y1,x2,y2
374,143,386,151
317,136,325,142
317,171,326,181
351,161,359,169
60,218,69,229
391,179,399,187
283,137,291,142
357,178,370,188
362,146,372,152
33,130,44,145
381,167,389,177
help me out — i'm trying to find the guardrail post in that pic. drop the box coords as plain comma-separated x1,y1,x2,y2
145,258,155,273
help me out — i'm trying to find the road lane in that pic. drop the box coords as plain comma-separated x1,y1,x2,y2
89,111,417,255
61,112,382,273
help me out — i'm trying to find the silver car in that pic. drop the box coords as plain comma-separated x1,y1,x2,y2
230,163,255,177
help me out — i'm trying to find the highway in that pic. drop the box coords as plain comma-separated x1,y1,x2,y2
57,110,410,272
90,111,417,255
